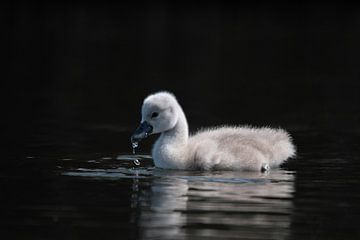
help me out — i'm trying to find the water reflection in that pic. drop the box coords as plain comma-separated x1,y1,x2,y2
60,155,295,239
137,169,295,240
139,176,188,239
6,130,359,239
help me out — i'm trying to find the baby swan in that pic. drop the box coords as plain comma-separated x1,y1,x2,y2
131,91,295,171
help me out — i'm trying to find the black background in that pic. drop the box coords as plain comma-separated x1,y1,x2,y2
2,2,360,240
2,1,360,156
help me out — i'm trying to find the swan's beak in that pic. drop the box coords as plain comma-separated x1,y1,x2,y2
131,121,153,143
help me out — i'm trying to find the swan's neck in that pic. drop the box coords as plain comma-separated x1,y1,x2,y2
160,106,188,146
153,105,189,169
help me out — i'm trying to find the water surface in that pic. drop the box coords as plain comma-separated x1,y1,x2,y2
1,129,360,240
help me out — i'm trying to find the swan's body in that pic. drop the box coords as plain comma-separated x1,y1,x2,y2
131,91,295,171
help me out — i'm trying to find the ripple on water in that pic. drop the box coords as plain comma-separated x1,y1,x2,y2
61,154,154,179
57,153,295,240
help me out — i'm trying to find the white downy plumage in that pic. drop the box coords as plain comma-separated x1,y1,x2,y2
131,91,296,171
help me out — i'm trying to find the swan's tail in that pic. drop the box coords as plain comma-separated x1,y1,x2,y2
270,132,296,167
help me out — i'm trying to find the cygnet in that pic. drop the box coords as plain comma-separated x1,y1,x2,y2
131,91,295,171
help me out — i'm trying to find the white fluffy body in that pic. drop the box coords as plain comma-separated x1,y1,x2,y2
138,91,296,171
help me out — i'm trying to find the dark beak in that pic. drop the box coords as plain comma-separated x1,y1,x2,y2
131,121,153,143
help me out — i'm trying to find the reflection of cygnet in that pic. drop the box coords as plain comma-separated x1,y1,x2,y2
139,176,189,239
131,91,296,171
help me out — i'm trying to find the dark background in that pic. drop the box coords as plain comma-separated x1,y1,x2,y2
1,3,360,240
2,1,360,157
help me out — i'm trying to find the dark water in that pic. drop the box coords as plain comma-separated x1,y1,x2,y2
1,127,360,240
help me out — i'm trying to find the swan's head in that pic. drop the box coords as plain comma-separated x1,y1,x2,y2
131,91,179,143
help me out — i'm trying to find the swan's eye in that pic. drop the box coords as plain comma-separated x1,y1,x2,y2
151,112,159,118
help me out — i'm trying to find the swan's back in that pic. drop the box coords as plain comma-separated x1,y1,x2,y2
188,126,295,170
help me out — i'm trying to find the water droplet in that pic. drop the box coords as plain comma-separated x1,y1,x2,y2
133,159,140,166
132,141,138,148
132,141,138,154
